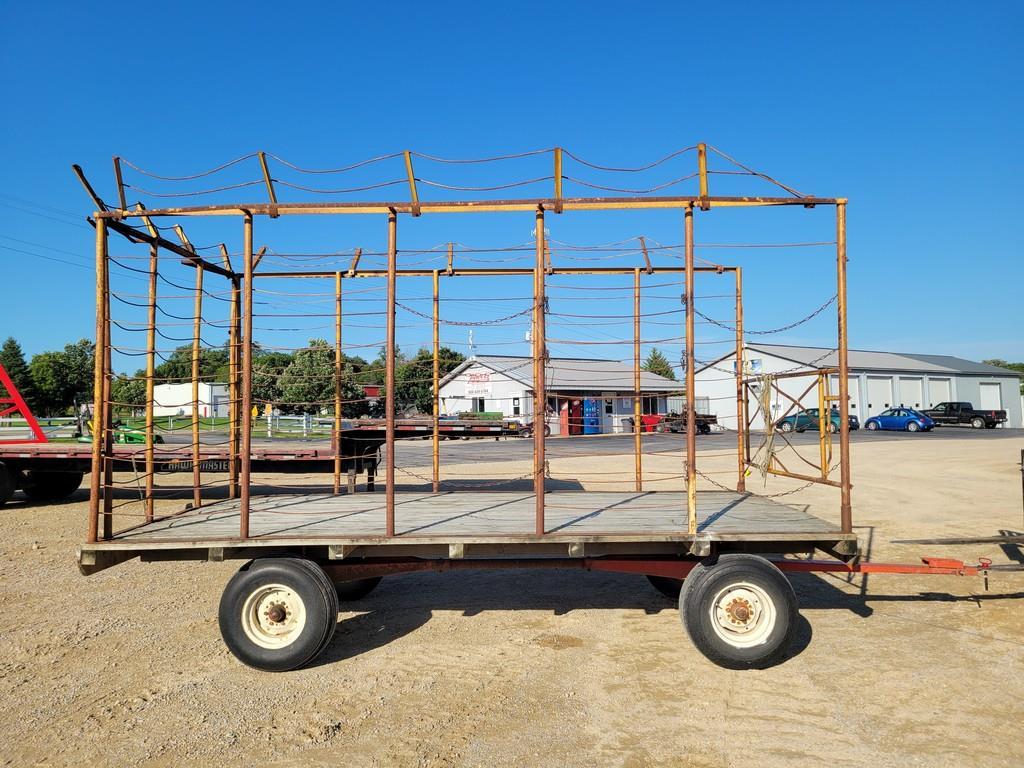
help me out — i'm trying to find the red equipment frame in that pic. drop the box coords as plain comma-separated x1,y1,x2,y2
0,363,46,445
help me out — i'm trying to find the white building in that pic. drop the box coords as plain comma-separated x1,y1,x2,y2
694,344,1024,430
153,382,230,418
438,355,680,435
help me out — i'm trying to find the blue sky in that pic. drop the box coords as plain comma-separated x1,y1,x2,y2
1,2,1021,373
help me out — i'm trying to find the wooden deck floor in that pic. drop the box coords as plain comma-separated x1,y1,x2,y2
110,491,844,545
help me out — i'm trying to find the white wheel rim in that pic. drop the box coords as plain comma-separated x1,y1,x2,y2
708,582,777,649
240,583,307,650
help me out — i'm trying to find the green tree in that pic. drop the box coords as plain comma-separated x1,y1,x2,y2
252,350,294,408
110,374,147,412
642,347,677,381
394,346,466,414
0,337,35,409
982,359,1024,394
28,340,95,415
276,339,371,416
153,344,230,382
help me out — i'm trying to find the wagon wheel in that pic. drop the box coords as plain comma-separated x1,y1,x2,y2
20,470,85,501
219,558,338,672
0,462,14,506
679,554,798,669
335,577,382,601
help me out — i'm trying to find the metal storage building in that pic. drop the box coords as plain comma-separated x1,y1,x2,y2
694,343,1023,430
153,382,230,418
438,355,680,435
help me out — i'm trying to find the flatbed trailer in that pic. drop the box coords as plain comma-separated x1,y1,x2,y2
0,417,519,505
63,144,1020,673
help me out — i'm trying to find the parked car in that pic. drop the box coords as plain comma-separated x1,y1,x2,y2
775,407,859,433
864,407,935,432
921,401,1006,429
654,412,717,435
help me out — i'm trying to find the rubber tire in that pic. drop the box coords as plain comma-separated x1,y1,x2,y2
21,470,85,501
678,554,798,670
906,421,919,432
827,422,838,433
655,423,667,433
778,422,793,433
335,576,382,601
866,421,879,431
647,574,684,599
0,462,14,507
971,417,985,429
219,558,336,672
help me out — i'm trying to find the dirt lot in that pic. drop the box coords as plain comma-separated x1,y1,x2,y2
2,435,1023,767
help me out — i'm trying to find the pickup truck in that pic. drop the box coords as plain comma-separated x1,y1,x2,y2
921,401,1006,429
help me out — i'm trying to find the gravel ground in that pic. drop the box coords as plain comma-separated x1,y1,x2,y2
1,436,1022,767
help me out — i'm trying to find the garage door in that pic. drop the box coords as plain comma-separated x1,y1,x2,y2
866,376,893,417
927,377,951,408
979,382,1002,410
829,375,861,417
898,377,924,409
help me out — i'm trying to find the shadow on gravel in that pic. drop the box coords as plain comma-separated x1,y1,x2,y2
789,571,1024,618
310,568,820,666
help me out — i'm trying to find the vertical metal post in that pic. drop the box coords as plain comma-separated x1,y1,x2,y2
697,143,709,210
432,268,440,493
334,271,342,495
112,156,127,211
228,276,241,499
534,207,547,535
817,372,828,480
684,206,697,534
191,264,204,508
239,213,254,538
553,147,563,213
633,267,642,491
836,202,852,533
87,218,107,543
385,211,397,536
102,255,113,539
144,243,158,521
734,267,745,493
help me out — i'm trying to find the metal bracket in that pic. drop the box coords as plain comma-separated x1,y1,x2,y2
688,535,712,557
329,544,360,560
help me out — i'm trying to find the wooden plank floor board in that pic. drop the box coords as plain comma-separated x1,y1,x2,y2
112,491,841,543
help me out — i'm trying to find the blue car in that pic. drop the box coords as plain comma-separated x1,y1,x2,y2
864,407,935,433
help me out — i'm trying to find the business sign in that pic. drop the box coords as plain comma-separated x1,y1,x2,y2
465,372,492,397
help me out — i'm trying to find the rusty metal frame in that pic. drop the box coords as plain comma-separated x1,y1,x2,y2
81,159,851,546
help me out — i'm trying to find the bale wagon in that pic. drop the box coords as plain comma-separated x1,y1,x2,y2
64,144,1013,672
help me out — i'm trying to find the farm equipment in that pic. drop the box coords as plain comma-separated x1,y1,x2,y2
63,144,1023,673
